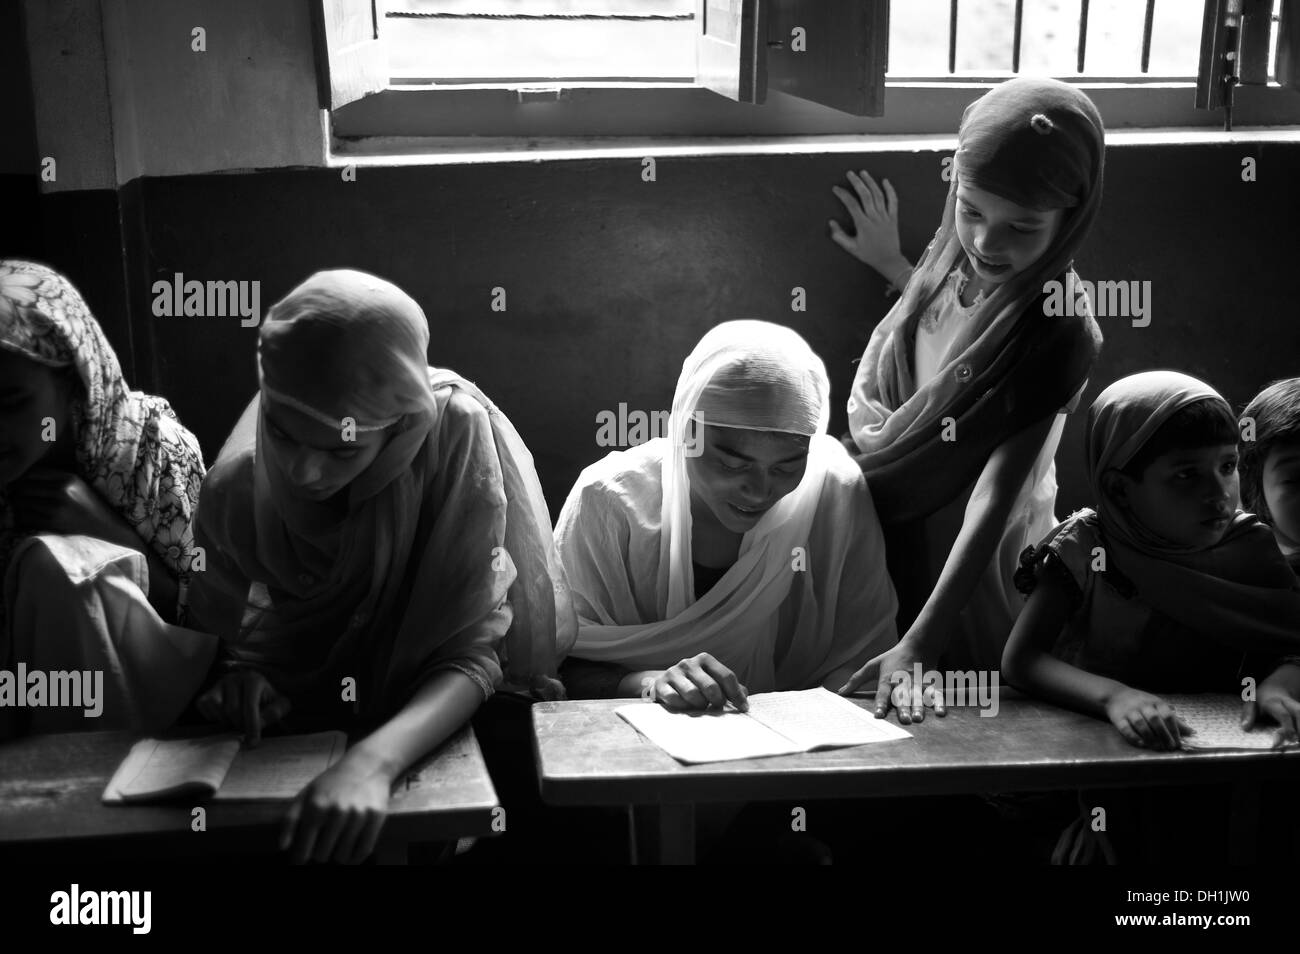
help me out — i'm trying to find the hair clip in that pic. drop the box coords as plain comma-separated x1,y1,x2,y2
1030,113,1054,135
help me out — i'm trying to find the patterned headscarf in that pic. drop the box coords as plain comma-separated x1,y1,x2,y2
0,260,206,616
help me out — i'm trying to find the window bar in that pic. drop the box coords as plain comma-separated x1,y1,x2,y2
1141,0,1156,73
1077,0,1091,73
1012,0,1024,72
949,0,959,74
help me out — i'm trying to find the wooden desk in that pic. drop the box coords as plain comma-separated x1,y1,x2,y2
533,690,1300,864
0,726,499,863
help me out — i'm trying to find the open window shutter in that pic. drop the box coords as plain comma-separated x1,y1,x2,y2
312,0,388,110
765,0,888,117
1195,0,1242,110
696,0,768,104
1278,0,1300,90
1237,0,1273,84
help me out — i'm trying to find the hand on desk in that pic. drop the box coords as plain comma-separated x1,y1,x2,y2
1104,688,1192,751
1237,691,1300,748
652,653,748,712
280,751,389,865
837,637,945,724
195,670,291,746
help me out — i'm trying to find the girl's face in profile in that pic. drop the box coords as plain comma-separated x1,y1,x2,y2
0,349,75,490
261,396,390,503
1262,441,1300,554
1111,444,1241,549
954,182,1064,288
686,423,810,534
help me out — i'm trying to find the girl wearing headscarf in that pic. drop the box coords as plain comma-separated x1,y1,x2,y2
0,260,214,736
555,320,897,707
1003,371,1300,749
188,269,575,864
830,77,1105,718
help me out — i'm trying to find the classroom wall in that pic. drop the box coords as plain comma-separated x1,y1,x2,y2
121,142,1299,519
8,0,1299,522
97,0,323,182
19,0,323,191
0,0,41,270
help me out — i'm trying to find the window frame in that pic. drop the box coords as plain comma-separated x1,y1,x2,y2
322,0,1300,150
330,78,1300,145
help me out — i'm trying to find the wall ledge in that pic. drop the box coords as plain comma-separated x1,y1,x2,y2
329,128,1300,168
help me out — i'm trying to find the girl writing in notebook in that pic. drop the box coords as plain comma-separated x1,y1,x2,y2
556,320,898,708
830,77,1105,721
1002,371,1300,749
0,261,214,736
188,269,574,863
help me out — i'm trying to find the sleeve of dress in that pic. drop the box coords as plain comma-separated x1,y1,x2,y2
554,473,640,631
383,391,513,706
186,453,257,653
1013,511,1092,615
125,398,208,623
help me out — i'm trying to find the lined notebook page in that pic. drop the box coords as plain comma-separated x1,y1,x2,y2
1166,694,1298,751
745,688,912,750
616,688,912,764
617,703,802,763
214,731,348,801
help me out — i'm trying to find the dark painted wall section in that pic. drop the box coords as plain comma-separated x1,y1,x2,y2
1,0,135,382
0,0,36,176
124,143,1299,520
2,0,41,262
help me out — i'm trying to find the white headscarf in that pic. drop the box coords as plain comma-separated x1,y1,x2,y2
557,320,897,691
659,320,832,616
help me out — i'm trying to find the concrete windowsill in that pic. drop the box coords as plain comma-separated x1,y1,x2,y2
328,126,1300,169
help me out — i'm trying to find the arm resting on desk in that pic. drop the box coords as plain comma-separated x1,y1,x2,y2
280,668,484,864
1253,663,1300,742
351,668,485,784
1001,570,1198,749
1000,570,1129,720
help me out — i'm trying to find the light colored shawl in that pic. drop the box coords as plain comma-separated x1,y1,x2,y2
189,270,574,721
557,320,898,691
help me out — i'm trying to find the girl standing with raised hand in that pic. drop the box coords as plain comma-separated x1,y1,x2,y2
0,260,214,736
188,269,574,864
830,77,1106,720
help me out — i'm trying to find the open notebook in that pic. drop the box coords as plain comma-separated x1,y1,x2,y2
102,731,348,803
617,687,912,764
1166,694,1300,752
